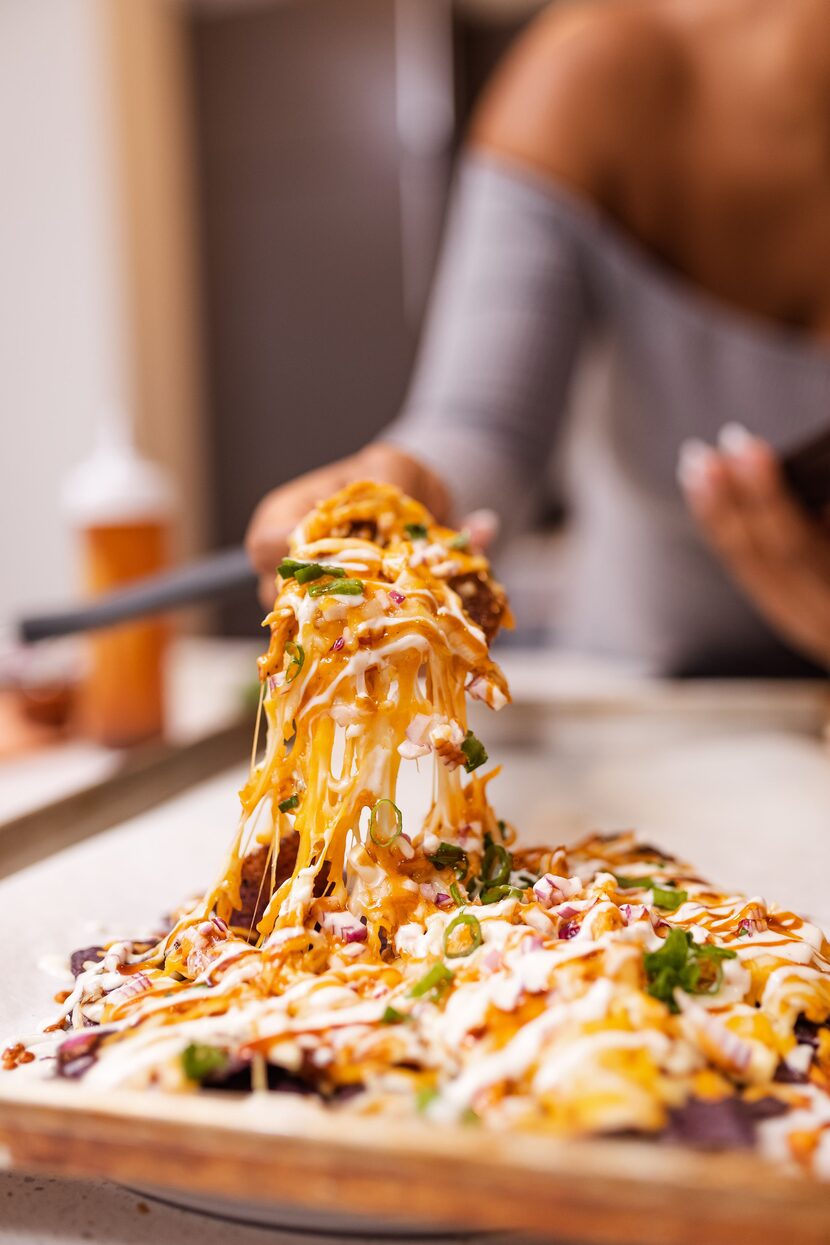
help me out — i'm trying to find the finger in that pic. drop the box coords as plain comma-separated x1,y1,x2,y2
680,435,830,666
678,438,755,559
245,498,294,578
258,572,279,612
717,424,822,563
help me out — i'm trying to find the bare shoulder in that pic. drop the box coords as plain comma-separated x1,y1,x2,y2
470,0,688,209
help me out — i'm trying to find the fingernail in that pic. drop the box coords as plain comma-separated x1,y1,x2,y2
677,438,717,491
718,422,757,456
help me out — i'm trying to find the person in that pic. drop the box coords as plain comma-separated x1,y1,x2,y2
247,0,830,675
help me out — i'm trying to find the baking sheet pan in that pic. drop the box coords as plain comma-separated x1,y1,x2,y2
2,682,830,1242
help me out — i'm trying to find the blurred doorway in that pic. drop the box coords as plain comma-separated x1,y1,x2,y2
189,0,532,633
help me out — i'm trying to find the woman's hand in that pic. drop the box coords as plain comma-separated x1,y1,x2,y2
245,444,450,609
679,424,830,670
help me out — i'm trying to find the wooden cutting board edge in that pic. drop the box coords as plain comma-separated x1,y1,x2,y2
0,1081,828,1244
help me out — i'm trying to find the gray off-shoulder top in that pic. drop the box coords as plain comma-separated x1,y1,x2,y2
384,153,830,675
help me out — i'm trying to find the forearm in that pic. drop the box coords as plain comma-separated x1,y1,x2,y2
382,152,590,530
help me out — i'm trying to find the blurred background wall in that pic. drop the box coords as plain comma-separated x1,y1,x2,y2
0,0,129,621
0,0,544,632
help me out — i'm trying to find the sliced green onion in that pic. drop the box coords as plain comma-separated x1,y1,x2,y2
449,882,465,907
308,578,364,598
480,884,525,904
380,1005,407,1025
181,1042,228,1083
443,912,483,959
279,558,347,583
481,841,512,888
284,640,304,683
415,1085,439,1111
644,930,737,1013
696,943,738,963
614,873,688,911
405,522,428,541
427,842,468,871
650,884,688,912
295,562,347,584
461,729,488,773
369,798,403,847
278,793,299,814
694,944,737,995
449,530,470,551
409,962,454,998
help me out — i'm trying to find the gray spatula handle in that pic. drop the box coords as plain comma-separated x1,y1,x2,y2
18,546,258,643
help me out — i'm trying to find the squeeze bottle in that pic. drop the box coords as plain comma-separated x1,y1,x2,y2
63,418,173,747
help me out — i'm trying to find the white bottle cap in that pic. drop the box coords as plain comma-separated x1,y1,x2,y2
63,411,174,527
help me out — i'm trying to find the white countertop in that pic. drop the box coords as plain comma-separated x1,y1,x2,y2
3,639,828,1243
0,1171,501,1245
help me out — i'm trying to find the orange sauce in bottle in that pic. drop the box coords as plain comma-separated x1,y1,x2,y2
65,420,174,748
80,520,170,747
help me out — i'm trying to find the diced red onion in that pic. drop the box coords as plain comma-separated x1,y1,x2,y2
398,740,429,760
533,876,555,907
322,911,367,943
331,636,345,652
56,1027,113,1079
533,874,581,909
620,903,649,925
467,676,508,711
389,590,406,605
737,910,767,937
59,1030,105,1057
559,920,579,940
405,714,434,746
107,972,152,1003
435,892,453,910
399,713,436,759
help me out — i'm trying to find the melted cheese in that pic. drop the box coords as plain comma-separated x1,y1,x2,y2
12,483,830,1175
